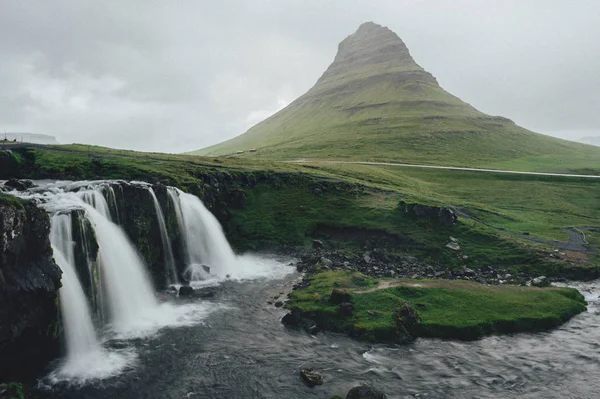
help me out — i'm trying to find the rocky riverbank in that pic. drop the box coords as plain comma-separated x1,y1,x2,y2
0,194,62,381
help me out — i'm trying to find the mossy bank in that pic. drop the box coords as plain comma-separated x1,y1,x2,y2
283,271,587,342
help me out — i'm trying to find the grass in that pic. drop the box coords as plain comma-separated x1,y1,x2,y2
2,144,598,277
286,271,587,341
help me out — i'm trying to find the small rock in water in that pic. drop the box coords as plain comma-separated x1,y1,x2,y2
201,264,210,274
179,285,194,296
168,285,178,292
346,384,387,398
274,301,284,307
300,367,324,387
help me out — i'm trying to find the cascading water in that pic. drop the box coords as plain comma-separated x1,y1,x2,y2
106,186,121,224
48,213,132,383
82,203,158,330
50,214,101,359
167,188,238,279
147,187,178,285
9,180,265,385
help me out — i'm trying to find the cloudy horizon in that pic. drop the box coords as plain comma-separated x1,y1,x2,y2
2,1,599,152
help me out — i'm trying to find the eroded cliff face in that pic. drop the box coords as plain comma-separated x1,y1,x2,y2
0,197,62,381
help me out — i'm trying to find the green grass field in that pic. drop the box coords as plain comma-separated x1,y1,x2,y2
286,271,587,341
2,144,598,277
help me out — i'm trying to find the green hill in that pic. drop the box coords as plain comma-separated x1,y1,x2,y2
192,22,600,173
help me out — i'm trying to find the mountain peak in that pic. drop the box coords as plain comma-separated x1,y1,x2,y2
315,22,432,88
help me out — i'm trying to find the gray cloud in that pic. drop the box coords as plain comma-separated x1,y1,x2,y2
1,0,599,152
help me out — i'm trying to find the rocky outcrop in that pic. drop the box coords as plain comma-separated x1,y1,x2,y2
401,201,457,226
0,196,62,381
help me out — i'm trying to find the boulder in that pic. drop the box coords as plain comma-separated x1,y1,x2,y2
329,288,352,305
179,285,194,296
300,368,324,387
3,179,33,191
274,301,284,307
312,239,324,249
394,302,420,343
346,385,387,399
530,276,550,287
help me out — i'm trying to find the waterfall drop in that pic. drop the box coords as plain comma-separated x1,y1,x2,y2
147,187,179,285
168,188,237,279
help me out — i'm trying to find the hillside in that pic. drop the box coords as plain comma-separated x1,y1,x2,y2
193,22,600,172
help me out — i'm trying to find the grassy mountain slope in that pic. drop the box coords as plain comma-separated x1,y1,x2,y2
193,22,600,172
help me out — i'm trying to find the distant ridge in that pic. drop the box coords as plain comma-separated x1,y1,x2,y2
580,136,600,147
192,22,600,171
2,132,58,145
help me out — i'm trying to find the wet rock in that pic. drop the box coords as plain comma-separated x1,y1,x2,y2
201,264,210,274
394,302,420,343
346,384,387,399
300,367,323,387
274,301,284,307
3,179,34,191
168,285,178,292
0,199,62,380
179,285,194,296
282,312,298,326
193,287,217,299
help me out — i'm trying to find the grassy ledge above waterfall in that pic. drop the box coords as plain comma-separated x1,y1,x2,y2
284,271,587,342
1,144,598,280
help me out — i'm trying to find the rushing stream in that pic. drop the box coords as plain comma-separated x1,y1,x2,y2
34,272,600,399
8,180,600,398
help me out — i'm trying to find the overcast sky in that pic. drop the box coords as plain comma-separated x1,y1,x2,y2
1,0,599,152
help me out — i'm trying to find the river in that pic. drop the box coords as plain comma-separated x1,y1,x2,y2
32,256,600,399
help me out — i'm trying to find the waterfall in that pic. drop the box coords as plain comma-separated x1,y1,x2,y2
81,189,112,220
81,203,158,329
50,214,101,359
147,187,179,285
167,188,238,278
106,186,121,224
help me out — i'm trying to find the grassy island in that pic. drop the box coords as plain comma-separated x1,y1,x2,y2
285,271,587,342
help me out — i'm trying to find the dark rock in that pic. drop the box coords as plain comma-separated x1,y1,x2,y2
312,239,324,249
3,179,34,191
201,264,211,274
282,312,299,326
178,285,194,296
402,201,456,226
300,367,324,387
329,288,351,305
274,301,284,307
193,287,218,299
394,302,420,343
168,285,178,292
346,385,387,399
339,302,354,316
0,199,62,381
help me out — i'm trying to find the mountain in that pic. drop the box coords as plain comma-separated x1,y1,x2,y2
193,22,600,170
2,133,58,145
580,136,600,147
